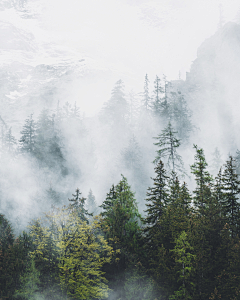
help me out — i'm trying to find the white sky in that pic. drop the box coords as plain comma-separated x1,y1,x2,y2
1,0,240,114
36,0,240,78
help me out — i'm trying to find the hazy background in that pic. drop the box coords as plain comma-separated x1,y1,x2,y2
1,0,240,232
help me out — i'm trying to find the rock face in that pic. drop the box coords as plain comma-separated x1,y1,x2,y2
184,22,240,153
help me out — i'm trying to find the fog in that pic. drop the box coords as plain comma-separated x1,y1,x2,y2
0,0,240,236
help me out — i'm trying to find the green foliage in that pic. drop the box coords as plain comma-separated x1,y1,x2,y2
170,231,195,300
144,160,169,229
68,188,92,222
14,257,41,300
221,156,240,236
190,144,213,211
57,214,112,299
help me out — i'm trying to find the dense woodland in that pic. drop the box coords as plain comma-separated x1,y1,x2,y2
1,72,240,300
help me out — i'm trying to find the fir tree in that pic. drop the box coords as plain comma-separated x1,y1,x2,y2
100,79,128,127
221,156,240,237
68,188,92,222
169,91,193,142
153,122,185,176
160,74,170,120
1,127,17,154
190,145,213,211
210,147,223,176
152,75,163,117
143,74,151,110
19,114,36,154
86,189,98,216
144,161,169,229
100,176,142,298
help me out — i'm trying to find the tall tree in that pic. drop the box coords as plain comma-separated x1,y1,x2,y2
143,74,151,110
100,176,142,298
153,122,185,176
86,189,99,216
169,91,193,142
68,188,92,222
19,114,36,154
190,144,213,211
100,79,128,128
152,75,163,117
221,156,240,237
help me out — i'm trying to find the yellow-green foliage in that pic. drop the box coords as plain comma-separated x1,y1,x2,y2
28,207,113,299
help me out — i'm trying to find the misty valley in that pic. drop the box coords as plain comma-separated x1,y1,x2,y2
1,1,240,299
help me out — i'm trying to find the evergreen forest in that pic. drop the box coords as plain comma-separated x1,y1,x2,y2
1,70,240,300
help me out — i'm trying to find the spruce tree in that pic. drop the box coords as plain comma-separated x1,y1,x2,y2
221,156,240,237
68,188,92,222
169,91,193,142
2,127,16,154
19,114,36,154
86,189,98,216
143,74,151,110
144,161,169,230
153,122,185,176
100,79,128,128
190,144,213,211
160,74,170,121
152,75,163,117
100,176,141,299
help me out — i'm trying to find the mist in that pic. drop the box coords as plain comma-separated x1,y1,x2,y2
2,0,240,299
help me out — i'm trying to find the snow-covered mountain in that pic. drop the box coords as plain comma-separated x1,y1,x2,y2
0,0,116,133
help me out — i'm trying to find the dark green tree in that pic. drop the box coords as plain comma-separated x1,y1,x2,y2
100,176,142,298
190,144,213,211
68,188,92,222
221,156,240,237
144,161,169,230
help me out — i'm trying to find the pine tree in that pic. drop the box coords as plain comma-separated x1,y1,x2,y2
160,74,170,121
86,189,98,216
190,144,213,211
144,161,169,230
100,176,142,298
100,79,128,128
142,74,151,110
68,188,92,222
169,91,193,142
210,147,223,176
153,122,185,176
170,231,196,300
57,213,112,299
3,127,17,154
234,148,240,175
122,135,142,171
34,109,65,171
221,156,240,237
14,257,41,299
19,114,36,154
152,75,163,117
100,175,141,252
